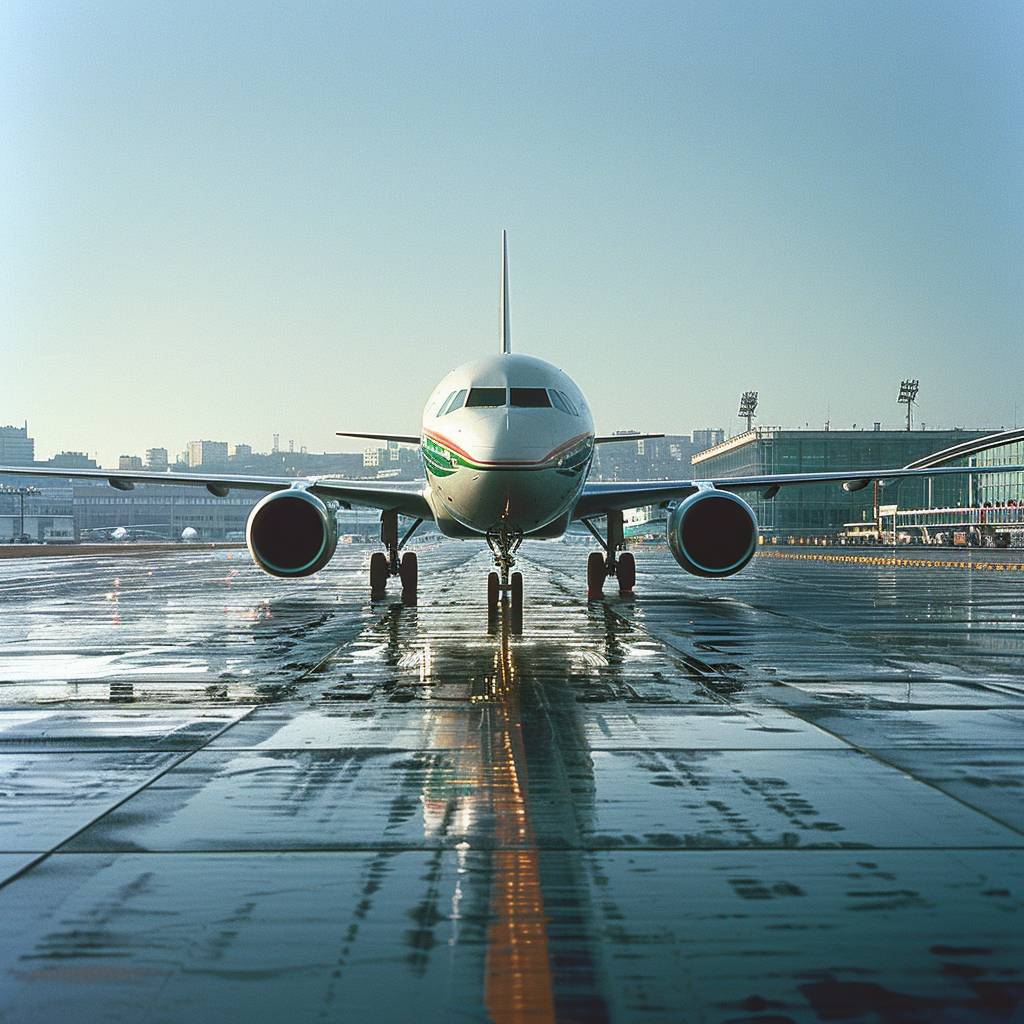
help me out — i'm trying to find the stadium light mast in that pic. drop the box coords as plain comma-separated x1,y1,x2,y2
898,379,919,432
738,391,758,433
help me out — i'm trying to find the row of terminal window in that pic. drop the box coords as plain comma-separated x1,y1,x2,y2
436,387,578,416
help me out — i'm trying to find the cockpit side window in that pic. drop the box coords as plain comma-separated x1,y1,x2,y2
509,387,551,408
550,390,578,415
465,387,506,408
438,389,467,415
436,391,457,415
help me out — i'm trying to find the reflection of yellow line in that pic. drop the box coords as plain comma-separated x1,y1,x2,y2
484,615,556,1024
758,551,1024,571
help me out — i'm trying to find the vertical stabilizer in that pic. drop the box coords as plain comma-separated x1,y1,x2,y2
500,230,511,354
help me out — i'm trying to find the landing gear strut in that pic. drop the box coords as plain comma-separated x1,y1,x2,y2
486,526,524,622
583,510,635,598
370,511,422,603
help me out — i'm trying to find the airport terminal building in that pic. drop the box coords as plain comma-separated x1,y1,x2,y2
692,427,1010,538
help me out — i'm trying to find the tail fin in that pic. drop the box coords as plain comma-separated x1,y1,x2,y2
500,229,511,354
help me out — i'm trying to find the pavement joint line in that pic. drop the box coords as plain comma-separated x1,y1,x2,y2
596,585,1024,842
0,706,262,895
17,843,1024,855
767,699,1024,841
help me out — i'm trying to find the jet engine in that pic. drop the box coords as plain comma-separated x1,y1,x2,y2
246,489,337,578
667,489,758,578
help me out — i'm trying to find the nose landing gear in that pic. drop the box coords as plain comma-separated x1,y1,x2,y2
486,527,524,626
370,511,422,603
583,510,636,598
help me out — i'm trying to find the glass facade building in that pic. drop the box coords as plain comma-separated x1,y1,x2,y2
692,428,1001,536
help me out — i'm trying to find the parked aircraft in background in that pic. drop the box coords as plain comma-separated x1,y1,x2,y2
3,233,1021,617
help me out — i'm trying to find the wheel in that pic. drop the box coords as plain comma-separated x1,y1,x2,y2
587,551,606,599
399,551,417,603
487,571,500,608
616,551,636,594
369,551,388,597
510,571,523,614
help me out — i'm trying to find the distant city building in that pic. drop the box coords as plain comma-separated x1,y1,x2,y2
363,447,382,468
0,423,34,465
692,427,997,536
146,447,169,471
692,428,725,452
118,455,144,471
592,434,695,481
187,440,229,468
47,451,97,469
231,443,253,459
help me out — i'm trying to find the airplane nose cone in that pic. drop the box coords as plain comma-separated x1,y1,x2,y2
461,410,568,465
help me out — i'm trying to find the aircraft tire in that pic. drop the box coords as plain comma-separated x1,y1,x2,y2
400,551,418,603
487,571,500,608
370,551,388,597
587,552,605,599
616,551,636,594
510,571,523,614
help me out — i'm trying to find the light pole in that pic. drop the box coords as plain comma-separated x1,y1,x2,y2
738,391,758,433
898,379,919,431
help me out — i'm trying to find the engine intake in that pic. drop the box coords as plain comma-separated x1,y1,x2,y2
667,489,757,578
246,489,337,577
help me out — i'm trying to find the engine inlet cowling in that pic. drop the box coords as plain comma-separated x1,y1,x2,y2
667,490,758,578
246,489,337,578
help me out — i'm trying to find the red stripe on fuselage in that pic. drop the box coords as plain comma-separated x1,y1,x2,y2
423,429,592,468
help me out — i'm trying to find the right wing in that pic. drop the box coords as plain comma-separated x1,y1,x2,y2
573,462,1024,520
593,433,664,444
0,466,433,520
336,431,421,445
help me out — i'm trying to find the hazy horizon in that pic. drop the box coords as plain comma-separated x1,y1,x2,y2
3,2,1022,468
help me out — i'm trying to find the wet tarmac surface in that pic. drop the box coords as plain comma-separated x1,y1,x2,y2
0,542,1021,1022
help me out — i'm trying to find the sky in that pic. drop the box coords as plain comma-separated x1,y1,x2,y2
1,1,1022,467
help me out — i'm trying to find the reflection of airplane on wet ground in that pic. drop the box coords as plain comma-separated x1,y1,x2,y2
3,233,1022,616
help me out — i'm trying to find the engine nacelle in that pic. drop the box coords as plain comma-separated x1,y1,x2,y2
667,489,758,578
246,489,337,578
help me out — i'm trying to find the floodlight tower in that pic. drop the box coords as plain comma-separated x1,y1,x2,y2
738,391,758,433
898,379,919,432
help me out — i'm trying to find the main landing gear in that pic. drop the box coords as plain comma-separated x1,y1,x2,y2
486,526,524,627
583,510,636,599
370,511,423,604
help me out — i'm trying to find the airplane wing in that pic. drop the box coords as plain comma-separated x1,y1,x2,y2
572,463,1024,520
0,466,433,520
593,433,664,444
336,432,421,445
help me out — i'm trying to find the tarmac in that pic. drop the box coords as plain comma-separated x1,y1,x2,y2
0,541,1021,1023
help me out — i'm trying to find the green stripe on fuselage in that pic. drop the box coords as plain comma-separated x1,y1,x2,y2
422,436,592,474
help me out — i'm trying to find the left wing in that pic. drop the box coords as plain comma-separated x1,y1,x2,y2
573,463,1024,520
0,466,432,520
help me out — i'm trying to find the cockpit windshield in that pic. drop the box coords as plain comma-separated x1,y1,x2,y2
444,386,577,413
465,387,506,408
438,389,467,415
509,388,551,408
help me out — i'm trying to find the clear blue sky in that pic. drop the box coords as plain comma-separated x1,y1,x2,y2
2,1,1021,466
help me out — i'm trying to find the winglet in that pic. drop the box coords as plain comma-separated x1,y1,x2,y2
500,229,511,354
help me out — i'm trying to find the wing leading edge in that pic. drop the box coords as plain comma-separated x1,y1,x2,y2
573,463,1024,520
0,466,433,520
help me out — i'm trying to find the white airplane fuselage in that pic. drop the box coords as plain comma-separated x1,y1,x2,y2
421,353,595,538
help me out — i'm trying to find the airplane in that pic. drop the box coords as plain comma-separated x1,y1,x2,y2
3,231,1022,616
